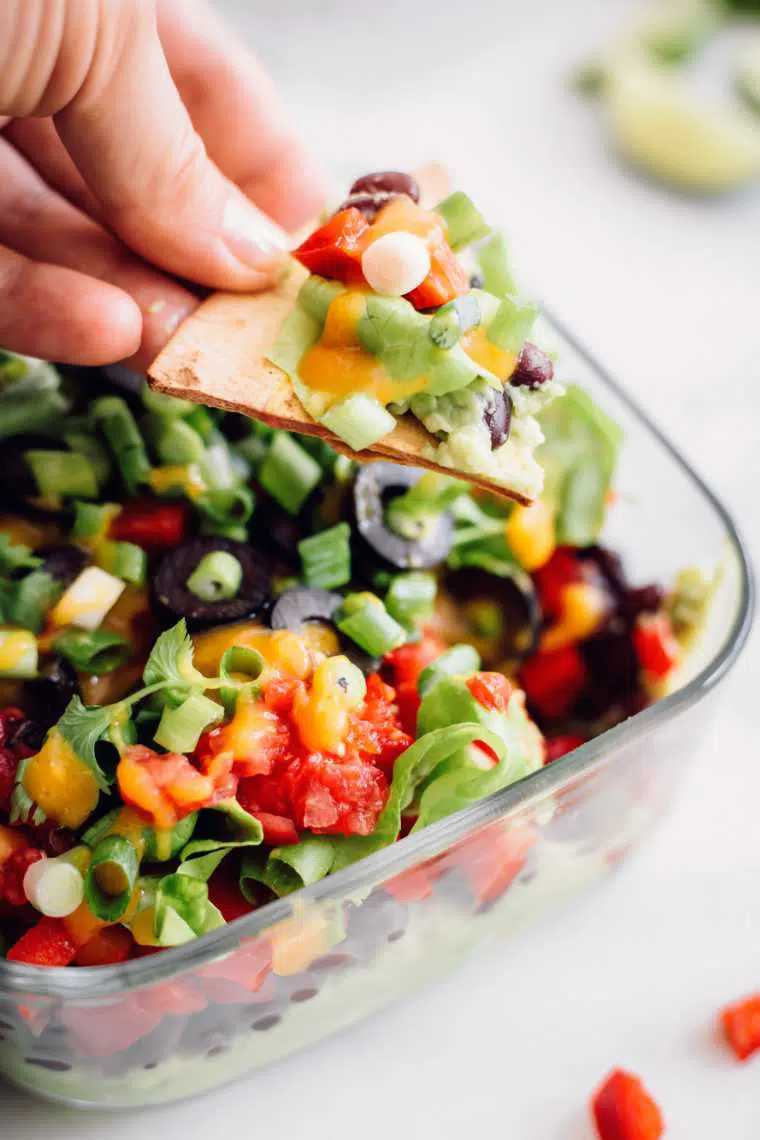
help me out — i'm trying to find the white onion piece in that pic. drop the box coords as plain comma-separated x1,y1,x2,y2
24,857,85,918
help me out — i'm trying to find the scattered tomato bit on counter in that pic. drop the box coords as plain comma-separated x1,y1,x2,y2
591,1068,664,1140
721,994,760,1062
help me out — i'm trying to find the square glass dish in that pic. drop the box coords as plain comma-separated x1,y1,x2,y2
0,315,752,1110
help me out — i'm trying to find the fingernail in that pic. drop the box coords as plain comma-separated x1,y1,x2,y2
223,191,288,275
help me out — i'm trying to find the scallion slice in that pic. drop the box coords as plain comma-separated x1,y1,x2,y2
385,572,437,629
92,396,152,493
259,432,322,515
53,628,131,675
320,394,396,452
476,232,517,298
298,523,352,590
195,486,255,529
435,191,490,251
336,593,407,657
186,550,243,602
71,501,120,543
149,416,206,466
84,835,139,922
94,539,146,586
25,450,99,502
154,692,224,753
10,570,61,634
141,386,195,418
487,296,538,354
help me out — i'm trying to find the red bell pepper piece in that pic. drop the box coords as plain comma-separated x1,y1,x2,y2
110,500,189,550
386,634,445,688
7,916,77,967
591,1069,664,1140
292,208,370,284
405,241,468,310
453,824,534,909
519,644,588,721
73,925,134,967
544,733,587,763
385,864,439,903
533,546,583,619
632,612,679,680
721,993,760,1061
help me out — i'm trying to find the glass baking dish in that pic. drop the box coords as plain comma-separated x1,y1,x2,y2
0,315,752,1110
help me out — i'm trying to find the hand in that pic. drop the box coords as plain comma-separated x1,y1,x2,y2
0,0,325,370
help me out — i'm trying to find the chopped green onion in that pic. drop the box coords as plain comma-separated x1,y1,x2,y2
298,523,352,589
0,629,38,678
92,396,152,493
199,520,248,541
25,450,99,502
186,550,243,602
336,593,407,657
183,405,217,441
63,428,112,487
149,416,206,465
94,539,146,586
199,439,238,491
418,644,481,697
259,432,322,515
219,646,265,715
83,809,197,862
154,692,224,753
429,294,481,350
320,394,396,452
385,572,437,628
476,232,517,298
53,628,131,675
195,486,255,529
0,533,41,575
0,363,70,439
487,296,538,354
10,570,61,634
141,385,195,418
0,351,28,383
435,191,490,251
84,835,139,922
71,501,119,543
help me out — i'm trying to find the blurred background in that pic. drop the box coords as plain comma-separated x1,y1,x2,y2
6,0,759,1136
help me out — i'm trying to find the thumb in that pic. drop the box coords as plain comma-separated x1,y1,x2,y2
2,0,289,291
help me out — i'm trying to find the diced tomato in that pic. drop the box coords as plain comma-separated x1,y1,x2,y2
466,672,513,712
632,612,679,680
591,1069,664,1140
544,733,587,763
394,681,420,737
721,994,760,1061
203,699,290,779
7,916,77,967
0,846,44,906
292,208,370,284
73,925,134,967
117,746,227,830
139,981,208,1017
248,812,299,847
405,242,469,310
110,500,189,550
452,824,534,909
60,998,163,1057
519,645,588,721
285,752,388,836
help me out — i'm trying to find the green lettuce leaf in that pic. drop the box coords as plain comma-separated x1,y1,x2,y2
240,834,337,899
330,723,506,873
538,384,622,546
153,873,224,946
56,699,114,792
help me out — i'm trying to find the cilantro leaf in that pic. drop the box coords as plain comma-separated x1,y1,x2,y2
142,619,203,698
56,698,114,792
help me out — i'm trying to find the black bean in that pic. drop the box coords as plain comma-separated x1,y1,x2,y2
251,1014,281,1032
349,171,420,202
510,342,554,389
8,718,46,756
622,584,665,620
578,545,628,598
481,387,513,450
337,190,397,221
289,987,319,1004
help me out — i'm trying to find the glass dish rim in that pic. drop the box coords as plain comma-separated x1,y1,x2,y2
0,311,753,999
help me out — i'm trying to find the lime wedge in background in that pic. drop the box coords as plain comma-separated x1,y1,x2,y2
606,59,760,192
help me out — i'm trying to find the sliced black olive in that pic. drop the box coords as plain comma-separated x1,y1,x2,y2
443,566,542,665
154,537,271,630
24,656,80,728
481,387,513,450
353,464,453,571
35,543,89,587
269,587,378,673
577,625,642,719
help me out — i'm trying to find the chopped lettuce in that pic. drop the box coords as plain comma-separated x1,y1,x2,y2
240,835,337,899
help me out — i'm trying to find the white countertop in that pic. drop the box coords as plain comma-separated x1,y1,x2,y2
4,0,759,1134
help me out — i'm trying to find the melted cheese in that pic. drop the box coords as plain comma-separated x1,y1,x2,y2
463,326,517,381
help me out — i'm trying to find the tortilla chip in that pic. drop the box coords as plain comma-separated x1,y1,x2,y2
148,164,531,504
